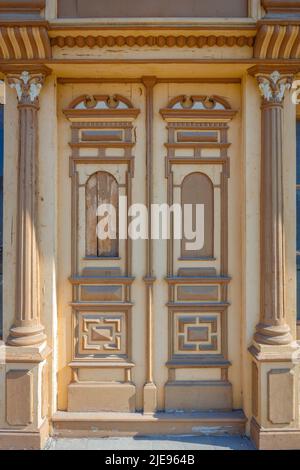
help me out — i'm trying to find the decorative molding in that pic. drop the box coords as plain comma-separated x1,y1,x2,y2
8,70,44,103
257,70,293,102
51,34,255,49
254,24,300,59
262,1,300,16
0,1,45,10
160,95,237,121
0,25,51,60
64,94,140,120
0,1,45,19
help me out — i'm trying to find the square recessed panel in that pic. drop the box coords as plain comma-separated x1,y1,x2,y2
75,311,127,359
173,312,221,356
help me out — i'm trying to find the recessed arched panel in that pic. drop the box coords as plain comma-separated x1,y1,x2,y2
86,171,119,258
181,172,214,259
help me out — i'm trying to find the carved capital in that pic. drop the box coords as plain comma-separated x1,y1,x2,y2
256,70,293,104
8,70,45,105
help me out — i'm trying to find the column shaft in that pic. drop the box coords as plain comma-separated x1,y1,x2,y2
7,71,46,347
255,102,292,345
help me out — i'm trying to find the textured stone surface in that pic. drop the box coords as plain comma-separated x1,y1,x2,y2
46,436,254,451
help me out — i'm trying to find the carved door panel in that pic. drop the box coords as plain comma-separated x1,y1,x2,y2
58,82,240,414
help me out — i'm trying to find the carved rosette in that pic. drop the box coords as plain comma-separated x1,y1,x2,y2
7,70,46,347
254,71,294,346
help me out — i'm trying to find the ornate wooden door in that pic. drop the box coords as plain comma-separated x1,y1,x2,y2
57,80,241,414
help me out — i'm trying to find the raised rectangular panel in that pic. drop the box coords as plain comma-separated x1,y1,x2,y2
105,148,124,157
175,149,194,157
82,267,122,277
268,369,295,424
42,364,48,420
81,285,122,301
81,130,123,142
78,368,124,382
177,285,219,302
79,148,98,157
252,362,258,418
201,148,221,157
6,370,33,426
177,267,217,277
177,131,218,143
175,368,221,381
68,383,136,412
165,381,232,412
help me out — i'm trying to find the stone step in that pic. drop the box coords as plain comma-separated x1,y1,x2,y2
51,410,247,438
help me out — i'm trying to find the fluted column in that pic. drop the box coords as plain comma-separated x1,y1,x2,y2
7,70,46,347
255,70,293,346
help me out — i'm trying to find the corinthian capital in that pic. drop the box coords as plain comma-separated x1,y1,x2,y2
8,70,45,105
257,71,293,104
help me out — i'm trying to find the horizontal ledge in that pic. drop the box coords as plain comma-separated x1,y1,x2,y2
167,302,229,308
168,158,227,164
52,410,247,423
71,157,134,164
166,276,231,284
178,257,217,261
69,142,134,148
50,18,257,27
69,361,135,369
83,256,122,260
69,276,135,285
166,358,231,368
58,77,242,84
70,302,133,308
64,109,140,119
165,142,231,149
3,344,52,363
166,380,230,386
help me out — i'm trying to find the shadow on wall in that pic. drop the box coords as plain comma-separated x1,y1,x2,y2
0,105,3,339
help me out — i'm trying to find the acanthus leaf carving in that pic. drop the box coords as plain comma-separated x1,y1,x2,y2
8,71,44,105
257,71,293,104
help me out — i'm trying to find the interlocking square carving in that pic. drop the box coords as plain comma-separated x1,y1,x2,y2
174,312,220,355
77,312,127,357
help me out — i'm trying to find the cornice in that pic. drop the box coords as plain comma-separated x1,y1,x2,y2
0,17,300,64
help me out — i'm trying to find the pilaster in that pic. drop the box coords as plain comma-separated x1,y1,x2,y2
0,67,52,450
248,66,300,449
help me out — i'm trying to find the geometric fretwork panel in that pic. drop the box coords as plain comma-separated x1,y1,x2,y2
174,312,221,355
77,312,127,358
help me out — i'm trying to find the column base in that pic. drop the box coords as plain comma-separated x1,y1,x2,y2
249,341,300,449
254,323,293,346
0,419,49,450
143,382,157,414
7,324,47,347
251,418,300,450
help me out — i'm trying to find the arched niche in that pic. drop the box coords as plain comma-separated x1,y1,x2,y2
86,171,119,258
181,172,214,259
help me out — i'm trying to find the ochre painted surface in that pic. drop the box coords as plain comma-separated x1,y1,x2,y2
1,0,300,451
